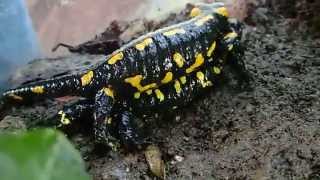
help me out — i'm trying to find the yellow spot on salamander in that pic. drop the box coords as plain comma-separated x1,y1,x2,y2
207,41,216,57
135,38,153,51
207,80,213,87
224,32,238,39
103,87,114,98
108,52,124,65
179,76,187,84
190,7,201,17
58,110,71,125
125,75,157,92
224,32,237,50
161,72,173,84
214,7,229,17
31,86,44,94
8,94,23,101
146,89,153,95
213,66,221,74
106,117,112,124
142,83,157,91
228,44,234,51
195,15,214,26
174,80,182,94
186,53,204,73
134,92,141,99
125,75,142,89
81,70,94,86
173,52,185,68
196,71,205,81
154,89,164,102
163,28,186,36
197,71,212,88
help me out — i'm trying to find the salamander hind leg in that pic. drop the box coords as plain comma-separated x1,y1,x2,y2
116,110,144,151
94,87,119,150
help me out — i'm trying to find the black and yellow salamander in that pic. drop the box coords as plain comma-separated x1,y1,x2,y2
1,2,249,150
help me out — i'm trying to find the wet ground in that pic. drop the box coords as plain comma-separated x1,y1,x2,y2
1,3,320,180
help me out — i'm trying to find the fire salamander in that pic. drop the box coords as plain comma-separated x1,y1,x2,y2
1,3,249,150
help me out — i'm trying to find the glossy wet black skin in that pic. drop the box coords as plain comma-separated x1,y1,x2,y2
2,7,248,150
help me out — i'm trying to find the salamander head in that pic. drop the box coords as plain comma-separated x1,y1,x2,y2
228,18,244,38
190,2,229,18
213,6,229,18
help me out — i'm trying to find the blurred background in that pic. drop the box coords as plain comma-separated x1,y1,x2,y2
0,0,319,92
0,0,39,92
0,0,210,92
22,0,212,57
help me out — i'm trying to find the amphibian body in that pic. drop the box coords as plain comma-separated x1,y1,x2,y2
1,3,249,150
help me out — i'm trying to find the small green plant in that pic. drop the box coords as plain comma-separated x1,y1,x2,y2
0,129,90,180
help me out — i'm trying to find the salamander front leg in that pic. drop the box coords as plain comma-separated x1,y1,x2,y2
224,30,251,87
57,99,94,127
117,110,143,151
94,87,119,150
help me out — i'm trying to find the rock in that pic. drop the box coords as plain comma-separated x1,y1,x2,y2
144,145,165,179
0,115,26,131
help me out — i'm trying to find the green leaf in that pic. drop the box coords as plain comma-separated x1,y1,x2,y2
0,129,90,180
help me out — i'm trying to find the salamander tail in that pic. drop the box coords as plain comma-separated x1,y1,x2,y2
1,74,82,104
